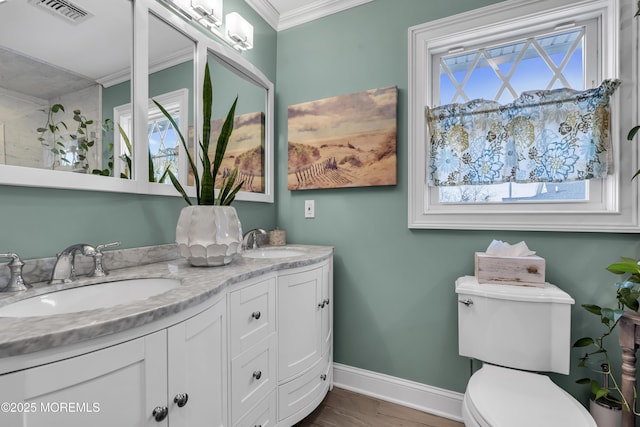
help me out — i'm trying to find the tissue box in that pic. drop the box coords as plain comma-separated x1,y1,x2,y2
474,252,546,287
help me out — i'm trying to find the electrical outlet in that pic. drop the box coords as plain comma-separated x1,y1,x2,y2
305,200,315,218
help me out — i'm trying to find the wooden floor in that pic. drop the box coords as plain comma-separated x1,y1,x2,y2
295,387,465,427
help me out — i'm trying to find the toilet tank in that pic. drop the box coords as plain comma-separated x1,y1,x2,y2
456,275,575,375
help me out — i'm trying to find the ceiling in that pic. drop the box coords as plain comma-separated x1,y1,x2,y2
245,0,373,31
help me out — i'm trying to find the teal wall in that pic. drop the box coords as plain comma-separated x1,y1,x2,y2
274,0,640,403
0,0,278,259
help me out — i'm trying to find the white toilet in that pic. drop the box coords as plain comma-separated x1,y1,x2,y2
455,275,597,427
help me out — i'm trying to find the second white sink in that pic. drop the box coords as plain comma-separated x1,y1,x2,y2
0,278,180,318
243,247,307,259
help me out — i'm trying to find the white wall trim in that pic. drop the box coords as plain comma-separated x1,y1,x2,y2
245,0,373,31
244,0,280,30
332,363,464,422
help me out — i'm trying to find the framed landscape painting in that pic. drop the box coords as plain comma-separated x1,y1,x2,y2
287,86,397,190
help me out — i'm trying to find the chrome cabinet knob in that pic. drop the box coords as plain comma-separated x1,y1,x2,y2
252,311,261,320
458,299,474,306
323,298,330,306
152,406,168,422
320,374,327,381
253,370,262,380
174,393,189,408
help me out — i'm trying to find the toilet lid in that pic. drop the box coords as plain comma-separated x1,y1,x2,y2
465,364,596,427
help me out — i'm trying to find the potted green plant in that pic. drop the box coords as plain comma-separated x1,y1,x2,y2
574,258,640,425
154,62,244,266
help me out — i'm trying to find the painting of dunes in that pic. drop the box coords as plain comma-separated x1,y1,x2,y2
209,111,265,193
287,86,397,190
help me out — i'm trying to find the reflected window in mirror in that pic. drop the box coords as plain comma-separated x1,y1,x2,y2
145,12,195,185
207,52,266,194
0,0,132,177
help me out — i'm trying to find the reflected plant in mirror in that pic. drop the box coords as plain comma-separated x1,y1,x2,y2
0,0,132,176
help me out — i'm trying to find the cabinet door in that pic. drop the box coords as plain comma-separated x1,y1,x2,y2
278,265,323,381
0,331,167,427
168,298,227,427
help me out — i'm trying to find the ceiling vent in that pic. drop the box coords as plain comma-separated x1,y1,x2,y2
29,0,93,24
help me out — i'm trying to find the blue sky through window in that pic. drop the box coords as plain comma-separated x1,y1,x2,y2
436,27,587,203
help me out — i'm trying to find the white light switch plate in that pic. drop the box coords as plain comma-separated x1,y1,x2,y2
305,200,315,218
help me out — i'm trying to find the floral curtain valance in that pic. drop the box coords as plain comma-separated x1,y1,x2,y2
426,79,621,187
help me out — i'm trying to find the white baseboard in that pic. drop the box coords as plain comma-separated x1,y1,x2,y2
332,363,464,422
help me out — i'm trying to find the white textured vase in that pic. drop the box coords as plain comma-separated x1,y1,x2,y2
176,206,243,267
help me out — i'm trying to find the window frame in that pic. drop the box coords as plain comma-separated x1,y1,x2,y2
407,0,640,232
114,88,189,182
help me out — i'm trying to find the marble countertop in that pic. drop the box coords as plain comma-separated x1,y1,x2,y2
0,245,333,358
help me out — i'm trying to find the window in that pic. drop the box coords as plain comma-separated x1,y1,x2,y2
437,24,593,204
408,0,640,232
114,89,189,182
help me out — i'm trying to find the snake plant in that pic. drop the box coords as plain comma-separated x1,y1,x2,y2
153,63,243,205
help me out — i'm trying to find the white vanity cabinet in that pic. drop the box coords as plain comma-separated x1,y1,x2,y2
277,259,333,425
0,248,333,427
0,297,227,427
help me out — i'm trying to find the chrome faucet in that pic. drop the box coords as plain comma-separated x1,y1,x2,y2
49,242,120,284
91,242,120,277
242,229,267,250
0,253,30,292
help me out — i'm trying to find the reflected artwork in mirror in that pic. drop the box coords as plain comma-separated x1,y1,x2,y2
0,0,132,177
207,52,267,194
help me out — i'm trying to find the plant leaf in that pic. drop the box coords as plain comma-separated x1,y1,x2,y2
167,169,192,205
211,96,238,193
148,150,155,182
573,337,595,347
607,261,640,275
217,167,244,205
582,304,602,316
152,99,200,203
200,63,215,205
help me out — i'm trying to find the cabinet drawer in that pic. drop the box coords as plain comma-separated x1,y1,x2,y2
278,351,331,421
234,389,276,427
231,334,277,425
230,276,276,358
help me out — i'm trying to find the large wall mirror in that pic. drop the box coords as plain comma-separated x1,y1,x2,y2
0,0,274,202
207,52,268,196
0,0,132,188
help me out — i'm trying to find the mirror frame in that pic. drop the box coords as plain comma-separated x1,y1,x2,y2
0,0,275,203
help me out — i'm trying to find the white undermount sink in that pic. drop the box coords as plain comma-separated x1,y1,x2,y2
0,278,180,318
242,247,307,259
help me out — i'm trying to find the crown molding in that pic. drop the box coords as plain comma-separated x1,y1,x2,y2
245,0,373,31
244,0,280,30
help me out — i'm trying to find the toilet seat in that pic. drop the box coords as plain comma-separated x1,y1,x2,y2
463,364,596,427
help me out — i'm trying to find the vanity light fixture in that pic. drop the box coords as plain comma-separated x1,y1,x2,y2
191,0,222,27
225,12,253,51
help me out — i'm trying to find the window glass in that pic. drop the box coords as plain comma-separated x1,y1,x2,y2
435,26,589,204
